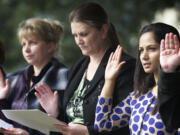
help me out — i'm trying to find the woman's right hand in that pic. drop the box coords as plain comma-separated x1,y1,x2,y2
35,83,59,118
160,33,180,72
101,45,126,97
0,69,10,99
105,45,125,81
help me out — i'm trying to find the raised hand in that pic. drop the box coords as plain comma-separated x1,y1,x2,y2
160,33,180,72
35,83,59,117
105,45,126,81
100,45,126,97
0,69,10,99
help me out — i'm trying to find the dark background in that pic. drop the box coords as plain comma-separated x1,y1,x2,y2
0,0,179,72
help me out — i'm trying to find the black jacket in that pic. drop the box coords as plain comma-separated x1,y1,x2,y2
62,48,136,135
158,69,180,129
0,58,68,135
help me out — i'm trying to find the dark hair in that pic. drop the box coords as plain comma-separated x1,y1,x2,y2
134,22,180,96
69,2,119,48
0,40,5,65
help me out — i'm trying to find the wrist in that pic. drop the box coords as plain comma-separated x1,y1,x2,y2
101,80,115,97
53,109,59,118
105,79,116,85
85,126,89,135
162,66,177,73
0,94,7,100
49,108,59,118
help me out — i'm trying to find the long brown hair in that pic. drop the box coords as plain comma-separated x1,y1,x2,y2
134,22,180,96
134,22,180,113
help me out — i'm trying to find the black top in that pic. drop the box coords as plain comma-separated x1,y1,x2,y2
0,58,68,135
158,68,180,129
62,48,136,135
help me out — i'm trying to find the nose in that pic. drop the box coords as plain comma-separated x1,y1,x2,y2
141,50,149,60
23,44,31,53
76,36,83,45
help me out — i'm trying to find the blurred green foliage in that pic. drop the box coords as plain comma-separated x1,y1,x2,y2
0,0,180,72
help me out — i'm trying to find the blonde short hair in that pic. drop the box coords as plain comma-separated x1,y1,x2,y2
17,18,64,52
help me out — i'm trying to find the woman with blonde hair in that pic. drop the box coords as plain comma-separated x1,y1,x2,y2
0,18,68,135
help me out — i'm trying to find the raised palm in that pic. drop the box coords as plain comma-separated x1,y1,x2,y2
0,69,10,99
35,83,59,117
105,45,126,81
160,33,180,72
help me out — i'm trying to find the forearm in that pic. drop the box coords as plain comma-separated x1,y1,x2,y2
94,96,129,132
87,125,108,135
158,68,180,129
158,91,180,129
100,79,115,97
158,68,180,93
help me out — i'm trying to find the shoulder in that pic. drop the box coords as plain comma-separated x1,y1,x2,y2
42,58,68,90
118,52,136,74
122,51,136,61
51,57,67,69
50,57,68,75
7,69,24,77
122,52,136,67
6,66,29,92
69,56,89,74
70,56,89,69
45,58,68,78
6,66,29,81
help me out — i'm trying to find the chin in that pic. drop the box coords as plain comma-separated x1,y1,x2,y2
143,68,152,73
81,51,89,56
26,60,34,65
144,70,153,73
